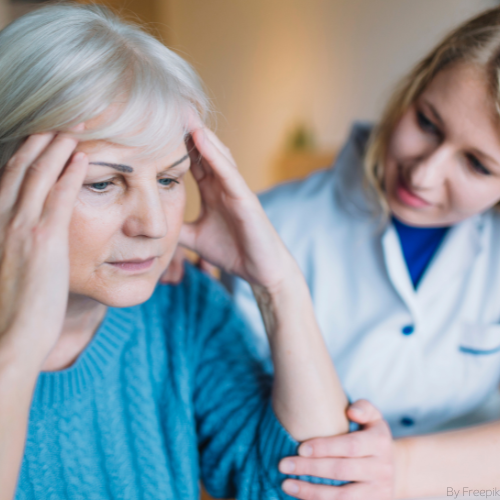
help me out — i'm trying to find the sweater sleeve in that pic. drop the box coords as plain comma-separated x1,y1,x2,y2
187,266,346,499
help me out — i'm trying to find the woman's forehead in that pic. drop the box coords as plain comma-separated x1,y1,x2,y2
78,139,188,163
420,63,500,152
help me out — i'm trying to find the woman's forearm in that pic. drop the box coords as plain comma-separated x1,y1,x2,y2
252,261,349,442
395,420,500,498
0,341,40,500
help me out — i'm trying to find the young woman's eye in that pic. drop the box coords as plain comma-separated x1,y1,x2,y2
467,154,491,176
158,178,179,188
416,111,439,134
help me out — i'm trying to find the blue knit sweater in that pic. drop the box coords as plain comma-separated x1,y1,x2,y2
15,264,343,500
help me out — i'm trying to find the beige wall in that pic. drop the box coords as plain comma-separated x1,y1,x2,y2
165,0,498,192
4,1,497,192
2,0,498,208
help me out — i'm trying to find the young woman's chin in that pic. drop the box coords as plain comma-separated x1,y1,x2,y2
388,203,439,227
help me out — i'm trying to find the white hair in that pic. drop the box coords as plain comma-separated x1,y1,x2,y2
0,3,209,167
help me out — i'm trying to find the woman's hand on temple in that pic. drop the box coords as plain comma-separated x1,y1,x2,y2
0,131,88,370
181,123,349,441
279,400,395,500
179,125,297,290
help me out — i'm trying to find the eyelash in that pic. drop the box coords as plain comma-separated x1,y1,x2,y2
86,178,180,194
466,154,491,176
417,110,492,176
416,111,439,136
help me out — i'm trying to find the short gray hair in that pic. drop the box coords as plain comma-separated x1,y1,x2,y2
0,3,209,167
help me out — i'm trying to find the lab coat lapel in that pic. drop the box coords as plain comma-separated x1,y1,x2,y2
381,224,420,319
416,215,483,300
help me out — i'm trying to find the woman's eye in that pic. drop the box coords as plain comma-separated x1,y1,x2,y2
467,154,491,176
158,178,179,188
417,111,439,135
87,181,112,192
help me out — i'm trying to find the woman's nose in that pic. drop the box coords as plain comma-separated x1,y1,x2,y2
408,144,453,191
122,189,168,239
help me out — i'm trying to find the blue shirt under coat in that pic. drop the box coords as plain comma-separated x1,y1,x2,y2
392,216,450,288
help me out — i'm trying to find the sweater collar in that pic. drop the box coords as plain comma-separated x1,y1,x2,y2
33,305,140,408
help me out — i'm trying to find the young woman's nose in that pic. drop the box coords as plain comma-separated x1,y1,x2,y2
408,144,454,191
122,188,168,239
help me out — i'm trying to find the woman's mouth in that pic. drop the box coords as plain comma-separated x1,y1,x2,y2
396,174,431,209
107,257,157,273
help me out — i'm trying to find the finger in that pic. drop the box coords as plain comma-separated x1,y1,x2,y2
184,113,235,166
0,133,55,213
299,428,382,458
187,130,251,211
178,222,199,253
198,257,217,276
159,247,186,284
42,152,88,228
347,399,384,425
14,133,80,224
282,479,362,500
190,128,246,195
203,128,237,167
185,135,207,183
185,109,204,135
159,261,185,284
279,456,380,482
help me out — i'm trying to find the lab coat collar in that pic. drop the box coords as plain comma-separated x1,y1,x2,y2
333,122,381,218
417,213,484,300
381,213,486,317
382,223,420,318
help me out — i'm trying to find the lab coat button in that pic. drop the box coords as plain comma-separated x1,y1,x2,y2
401,325,414,335
400,416,415,426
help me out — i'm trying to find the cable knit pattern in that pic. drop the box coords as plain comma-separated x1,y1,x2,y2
15,264,338,500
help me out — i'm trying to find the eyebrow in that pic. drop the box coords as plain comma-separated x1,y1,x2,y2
471,147,500,169
168,154,190,169
423,100,444,129
88,154,190,173
89,162,133,173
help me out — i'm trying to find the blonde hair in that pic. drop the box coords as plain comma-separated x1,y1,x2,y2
365,6,500,214
0,3,209,168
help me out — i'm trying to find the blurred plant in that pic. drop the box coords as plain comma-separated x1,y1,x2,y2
286,123,316,152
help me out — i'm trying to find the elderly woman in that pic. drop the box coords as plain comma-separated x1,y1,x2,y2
0,4,350,500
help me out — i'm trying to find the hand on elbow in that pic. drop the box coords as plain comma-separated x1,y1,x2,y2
279,399,395,500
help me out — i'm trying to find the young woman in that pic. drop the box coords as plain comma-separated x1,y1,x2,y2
0,4,352,499
228,6,500,499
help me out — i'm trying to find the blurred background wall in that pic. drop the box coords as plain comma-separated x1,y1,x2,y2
2,0,498,216
165,0,499,195
2,0,498,217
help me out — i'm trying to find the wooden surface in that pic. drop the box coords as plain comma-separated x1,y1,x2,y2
200,487,215,500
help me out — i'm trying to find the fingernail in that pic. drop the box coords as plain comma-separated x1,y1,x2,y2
73,152,86,161
282,481,299,494
299,444,312,457
279,459,295,473
350,407,363,416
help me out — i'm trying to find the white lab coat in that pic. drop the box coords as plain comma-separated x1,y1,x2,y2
230,123,500,437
